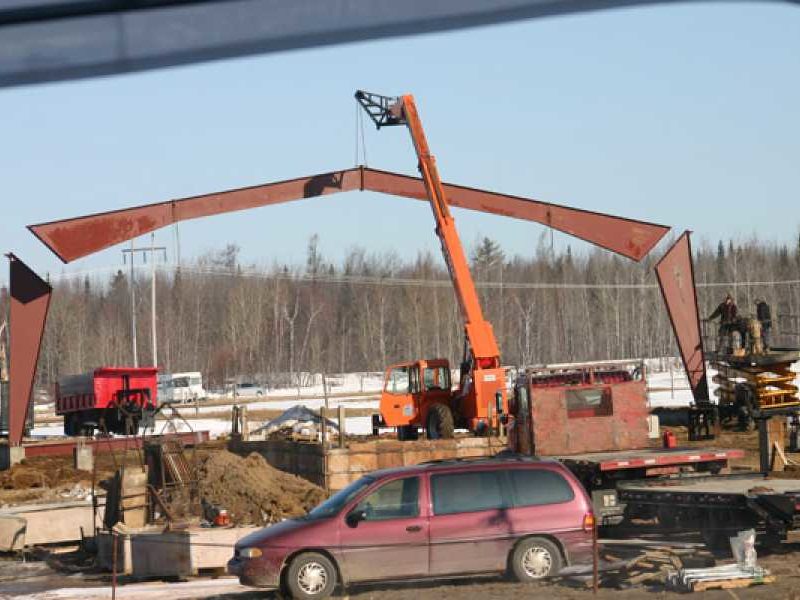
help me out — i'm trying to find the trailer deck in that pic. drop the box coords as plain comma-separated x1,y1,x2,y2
619,473,800,545
621,473,800,496
557,447,744,472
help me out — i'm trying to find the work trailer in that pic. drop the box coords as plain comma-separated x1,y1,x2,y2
507,360,743,523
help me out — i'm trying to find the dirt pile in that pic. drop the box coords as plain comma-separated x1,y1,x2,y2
198,450,326,526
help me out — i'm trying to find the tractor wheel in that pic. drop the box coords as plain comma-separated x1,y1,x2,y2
426,404,455,440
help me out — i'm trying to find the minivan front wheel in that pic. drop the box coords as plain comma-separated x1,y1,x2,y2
511,537,562,581
285,552,337,599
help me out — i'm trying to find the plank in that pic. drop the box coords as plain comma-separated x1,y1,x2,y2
692,576,775,592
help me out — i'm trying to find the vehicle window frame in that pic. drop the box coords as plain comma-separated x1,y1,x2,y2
409,366,421,394
307,476,375,520
509,467,576,508
430,469,510,516
385,366,411,395
346,475,422,522
423,366,450,391
566,386,613,419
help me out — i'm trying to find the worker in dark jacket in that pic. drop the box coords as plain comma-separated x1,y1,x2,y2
756,299,772,351
708,294,738,353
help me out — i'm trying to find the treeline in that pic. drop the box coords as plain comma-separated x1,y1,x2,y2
3,232,800,387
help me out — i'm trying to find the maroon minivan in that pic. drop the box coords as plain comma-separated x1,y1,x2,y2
228,456,594,599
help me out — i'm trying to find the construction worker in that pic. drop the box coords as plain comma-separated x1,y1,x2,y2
756,298,772,351
707,294,739,353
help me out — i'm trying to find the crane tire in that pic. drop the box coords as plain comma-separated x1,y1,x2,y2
426,403,455,440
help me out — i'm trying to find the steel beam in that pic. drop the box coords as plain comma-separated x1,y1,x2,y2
23,430,210,457
655,232,709,404
29,166,668,263
7,254,52,447
363,168,669,261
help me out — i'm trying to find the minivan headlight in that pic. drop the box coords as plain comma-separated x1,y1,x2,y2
240,547,262,559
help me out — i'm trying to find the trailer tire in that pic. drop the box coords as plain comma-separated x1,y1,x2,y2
426,403,454,440
510,537,562,581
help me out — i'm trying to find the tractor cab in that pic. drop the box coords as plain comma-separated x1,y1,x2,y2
380,358,454,440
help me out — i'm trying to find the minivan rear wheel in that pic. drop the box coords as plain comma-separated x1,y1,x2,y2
285,552,337,599
510,537,562,581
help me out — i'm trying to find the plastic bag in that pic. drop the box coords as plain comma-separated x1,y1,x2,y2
730,529,757,569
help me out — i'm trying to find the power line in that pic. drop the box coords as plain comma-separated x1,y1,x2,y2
45,263,800,291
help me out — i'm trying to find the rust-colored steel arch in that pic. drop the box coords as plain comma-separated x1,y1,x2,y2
655,231,709,404
29,166,669,264
6,254,52,447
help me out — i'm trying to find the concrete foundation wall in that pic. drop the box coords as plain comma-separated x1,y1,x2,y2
97,526,260,577
229,436,501,493
0,500,101,551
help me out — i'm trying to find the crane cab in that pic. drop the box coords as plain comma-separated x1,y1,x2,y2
380,359,454,440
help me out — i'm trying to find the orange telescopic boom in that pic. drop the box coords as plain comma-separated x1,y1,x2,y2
356,91,505,437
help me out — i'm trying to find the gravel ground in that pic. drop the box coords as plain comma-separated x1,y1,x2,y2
4,545,800,600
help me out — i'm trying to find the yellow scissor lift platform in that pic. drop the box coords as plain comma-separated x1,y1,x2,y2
707,348,800,472
709,348,800,411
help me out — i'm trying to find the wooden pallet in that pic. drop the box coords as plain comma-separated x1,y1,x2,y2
692,575,775,592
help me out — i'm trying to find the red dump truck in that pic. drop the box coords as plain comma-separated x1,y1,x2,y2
56,367,158,436
506,360,744,524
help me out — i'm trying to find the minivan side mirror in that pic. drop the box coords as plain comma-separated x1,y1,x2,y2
346,509,367,527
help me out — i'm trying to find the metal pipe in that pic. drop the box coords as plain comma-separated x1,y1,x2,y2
151,233,157,367
129,239,138,368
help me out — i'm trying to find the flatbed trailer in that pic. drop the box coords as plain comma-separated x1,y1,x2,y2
619,473,800,547
553,446,744,524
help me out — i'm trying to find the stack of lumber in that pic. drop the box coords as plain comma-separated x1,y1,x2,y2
598,546,715,589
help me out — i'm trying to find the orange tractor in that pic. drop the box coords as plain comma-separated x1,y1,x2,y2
356,91,506,440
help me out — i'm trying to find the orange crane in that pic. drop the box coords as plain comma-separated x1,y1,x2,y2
356,90,505,440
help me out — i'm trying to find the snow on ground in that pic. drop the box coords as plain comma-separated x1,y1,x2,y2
29,360,800,439
14,577,251,600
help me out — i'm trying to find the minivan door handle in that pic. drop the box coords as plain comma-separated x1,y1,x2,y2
405,525,422,533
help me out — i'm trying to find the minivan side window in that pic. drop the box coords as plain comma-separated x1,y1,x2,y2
510,469,575,507
431,471,506,515
354,477,420,521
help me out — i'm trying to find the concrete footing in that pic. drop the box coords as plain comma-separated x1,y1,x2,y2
0,500,102,551
73,442,94,472
0,445,25,470
97,525,259,577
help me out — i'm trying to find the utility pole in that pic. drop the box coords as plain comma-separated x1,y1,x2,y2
122,238,167,367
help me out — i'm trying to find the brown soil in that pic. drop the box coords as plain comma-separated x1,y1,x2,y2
196,450,326,526
0,449,151,506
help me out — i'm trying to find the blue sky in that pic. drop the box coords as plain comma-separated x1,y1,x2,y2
1,2,798,284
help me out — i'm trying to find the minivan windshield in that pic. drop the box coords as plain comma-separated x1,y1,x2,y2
306,476,375,520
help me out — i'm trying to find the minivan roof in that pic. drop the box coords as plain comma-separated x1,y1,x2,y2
365,454,561,481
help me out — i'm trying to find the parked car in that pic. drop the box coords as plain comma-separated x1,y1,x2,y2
228,456,594,599
228,382,266,398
